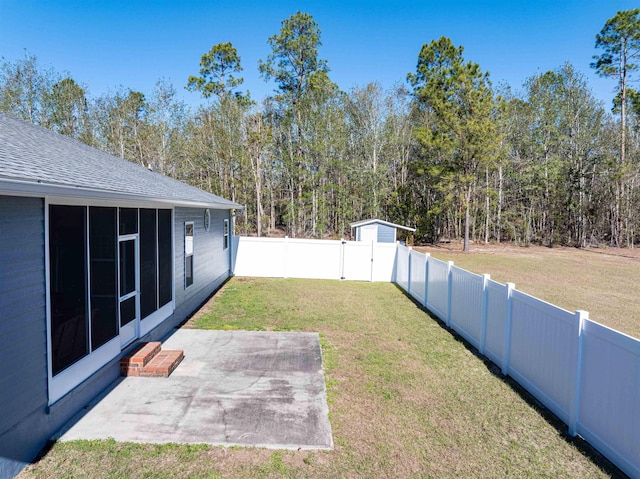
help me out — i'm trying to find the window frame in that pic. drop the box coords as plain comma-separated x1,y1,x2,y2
185,221,194,288
223,218,229,250
204,208,211,232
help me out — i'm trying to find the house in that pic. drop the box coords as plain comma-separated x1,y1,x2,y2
350,219,415,244
0,112,242,478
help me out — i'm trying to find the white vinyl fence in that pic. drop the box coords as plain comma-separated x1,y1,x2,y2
232,236,397,282
231,236,639,477
395,244,639,478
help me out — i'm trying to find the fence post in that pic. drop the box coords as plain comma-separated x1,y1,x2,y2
569,310,588,436
423,253,430,308
446,261,454,327
502,282,515,376
480,273,490,355
392,241,399,283
340,238,346,280
283,236,289,278
407,247,413,294
370,240,374,283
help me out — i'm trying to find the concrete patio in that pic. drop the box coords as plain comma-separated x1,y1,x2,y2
56,329,333,450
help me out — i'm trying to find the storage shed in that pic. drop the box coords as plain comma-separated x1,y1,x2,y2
0,112,242,478
350,219,416,244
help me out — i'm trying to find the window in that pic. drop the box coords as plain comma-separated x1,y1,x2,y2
204,208,211,231
223,219,229,250
185,222,194,288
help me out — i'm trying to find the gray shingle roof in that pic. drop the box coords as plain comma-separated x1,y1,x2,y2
0,112,242,209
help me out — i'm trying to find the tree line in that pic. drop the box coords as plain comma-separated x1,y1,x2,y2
2,9,639,249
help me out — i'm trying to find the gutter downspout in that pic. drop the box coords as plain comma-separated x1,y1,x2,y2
229,207,245,275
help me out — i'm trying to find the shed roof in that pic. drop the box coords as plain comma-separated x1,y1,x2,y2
0,112,242,209
349,218,416,232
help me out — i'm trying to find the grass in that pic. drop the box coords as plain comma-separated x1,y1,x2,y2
416,244,640,340
19,278,623,478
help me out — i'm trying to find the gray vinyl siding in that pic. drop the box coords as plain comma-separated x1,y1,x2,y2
0,196,48,478
0,196,47,434
172,207,230,322
0,341,122,479
377,224,396,243
0,196,120,478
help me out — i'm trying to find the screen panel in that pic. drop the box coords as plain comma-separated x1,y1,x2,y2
158,209,172,307
140,209,158,319
119,240,136,297
89,207,118,350
119,208,138,235
49,205,88,375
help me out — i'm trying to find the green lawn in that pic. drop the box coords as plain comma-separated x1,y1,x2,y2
417,245,640,340
20,278,622,478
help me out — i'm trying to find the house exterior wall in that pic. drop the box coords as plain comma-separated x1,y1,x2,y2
0,196,49,478
170,207,230,329
0,197,116,479
0,199,233,479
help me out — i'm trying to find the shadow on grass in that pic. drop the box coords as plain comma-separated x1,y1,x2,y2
393,283,629,479
28,439,57,467
176,276,234,329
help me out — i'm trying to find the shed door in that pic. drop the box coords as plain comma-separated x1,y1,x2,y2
360,225,377,243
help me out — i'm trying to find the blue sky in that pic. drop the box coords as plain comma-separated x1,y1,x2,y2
0,1,637,109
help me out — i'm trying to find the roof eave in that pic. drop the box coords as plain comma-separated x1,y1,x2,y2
0,177,243,210
349,219,416,232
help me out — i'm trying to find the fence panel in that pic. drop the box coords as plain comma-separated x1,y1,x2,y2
484,280,509,367
449,266,484,348
232,237,286,277
408,250,427,304
396,244,410,290
371,243,398,282
507,290,578,424
286,239,342,279
342,241,373,281
577,320,640,478
426,257,449,321
233,237,400,282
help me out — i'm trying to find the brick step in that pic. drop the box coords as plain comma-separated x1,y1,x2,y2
139,350,184,377
120,342,184,378
120,342,161,374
